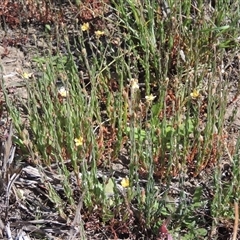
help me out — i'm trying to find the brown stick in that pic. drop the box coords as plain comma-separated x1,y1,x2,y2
233,201,239,240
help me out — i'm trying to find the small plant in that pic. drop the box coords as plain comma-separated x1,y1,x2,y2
1,0,240,239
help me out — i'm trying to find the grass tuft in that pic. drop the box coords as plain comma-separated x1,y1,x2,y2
1,0,240,238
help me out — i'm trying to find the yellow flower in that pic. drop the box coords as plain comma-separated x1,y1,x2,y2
130,78,139,91
22,72,33,79
121,177,129,188
74,137,83,147
145,94,156,102
95,30,105,37
81,22,89,31
58,86,69,98
190,89,200,99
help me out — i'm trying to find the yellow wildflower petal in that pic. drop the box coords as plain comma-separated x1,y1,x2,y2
190,89,200,99
130,78,139,91
58,86,68,98
74,137,83,147
145,94,156,102
81,22,89,31
121,177,129,188
22,72,33,79
95,30,105,37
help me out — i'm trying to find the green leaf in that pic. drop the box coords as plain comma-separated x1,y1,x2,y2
126,126,146,141
165,125,175,137
193,187,203,204
195,228,208,236
151,103,161,117
104,178,115,197
164,195,176,213
178,118,194,136
45,24,51,31
201,25,230,32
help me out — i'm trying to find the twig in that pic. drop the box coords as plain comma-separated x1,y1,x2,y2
5,222,13,240
233,201,239,240
68,191,86,240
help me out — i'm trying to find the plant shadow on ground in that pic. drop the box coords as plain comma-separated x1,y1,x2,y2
0,0,240,239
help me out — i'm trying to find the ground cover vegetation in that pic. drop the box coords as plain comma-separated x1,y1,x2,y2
0,0,240,239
